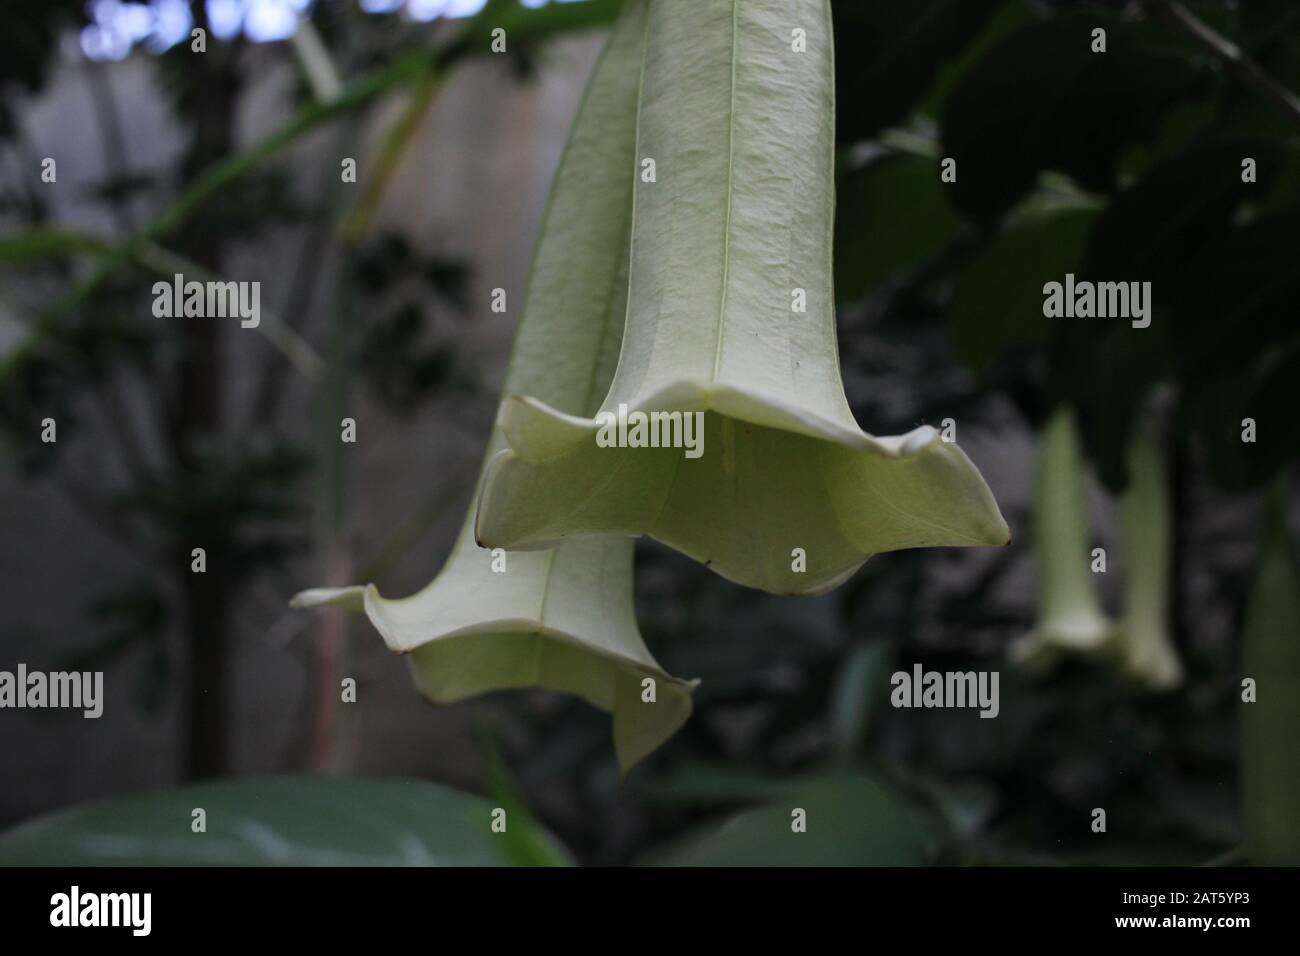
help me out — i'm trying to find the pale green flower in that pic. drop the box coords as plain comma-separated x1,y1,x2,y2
1113,426,1183,689
294,0,695,771
476,0,1009,596
1012,409,1114,670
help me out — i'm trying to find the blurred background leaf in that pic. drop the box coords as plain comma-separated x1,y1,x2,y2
1239,488,1300,865
648,774,946,867
0,777,570,867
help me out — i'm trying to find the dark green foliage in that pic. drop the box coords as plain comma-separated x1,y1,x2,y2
941,11,1205,228
832,0,1003,145
353,232,472,416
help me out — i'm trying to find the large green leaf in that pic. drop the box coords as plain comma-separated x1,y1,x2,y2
1064,208,1300,491
835,153,965,304
0,777,569,866
1048,140,1289,489
1085,137,1282,285
828,640,894,762
478,0,1008,596
1183,335,1300,492
831,0,1004,144
649,774,944,866
1239,0,1300,50
947,208,1094,374
941,11,1203,226
1240,489,1300,864
294,0,696,772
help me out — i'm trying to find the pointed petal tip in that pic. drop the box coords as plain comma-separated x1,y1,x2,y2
901,425,939,456
289,585,368,612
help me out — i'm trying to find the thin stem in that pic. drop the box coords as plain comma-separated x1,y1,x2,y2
0,230,324,380
290,17,343,103
244,134,350,434
4,49,440,373
341,71,444,246
1146,0,1300,134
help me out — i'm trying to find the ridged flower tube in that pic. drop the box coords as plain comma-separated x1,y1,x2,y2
1113,428,1183,689
293,0,695,771
1011,408,1114,670
476,0,1008,595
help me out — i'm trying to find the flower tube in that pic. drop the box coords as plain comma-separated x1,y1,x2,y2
1012,408,1114,670
293,0,695,770
476,0,1008,595
1113,427,1183,689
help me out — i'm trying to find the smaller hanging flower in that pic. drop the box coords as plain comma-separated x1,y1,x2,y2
1011,408,1114,671
1112,426,1183,689
294,0,695,770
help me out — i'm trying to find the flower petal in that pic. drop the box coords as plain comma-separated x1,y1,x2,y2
293,0,694,769
477,0,1008,594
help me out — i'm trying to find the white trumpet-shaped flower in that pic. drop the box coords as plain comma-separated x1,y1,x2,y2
293,0,695,770
1012,409,1115,670
1113,427,1183,689
476,0,1009,595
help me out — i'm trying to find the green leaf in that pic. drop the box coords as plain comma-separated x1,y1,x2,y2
947,209,1094,374
294,0,695,772
1183,338,1300,491
835,153,964,304
479,731,572,867
0,228,117,265
828,640,894,762
831,0,1004,144
1069,207,1300,491
1164,213,1300,381
1086,137,1281,285
649,774,944,866
1240,0,1300,49
478,0,1008,596
1050,317,1171,493
0,777,570,866
1050,143,1289,490
640,761,797,806
1240,488,1300,864
941,11,1203,226
453,0,628,52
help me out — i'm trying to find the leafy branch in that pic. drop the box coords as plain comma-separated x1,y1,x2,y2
1145,0,1300,133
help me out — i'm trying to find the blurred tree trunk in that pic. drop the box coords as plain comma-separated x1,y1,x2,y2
173,2,242,781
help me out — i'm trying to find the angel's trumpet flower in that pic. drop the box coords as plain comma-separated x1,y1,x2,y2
293,0,695,771
1011,409,1114,670
1113,427,1183,689
475,0,1008,595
